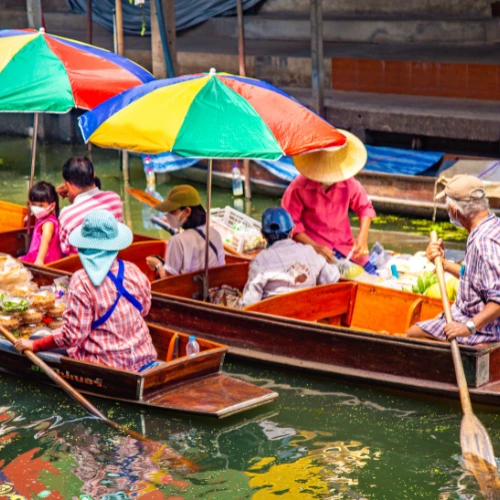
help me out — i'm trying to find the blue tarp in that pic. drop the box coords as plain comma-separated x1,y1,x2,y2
143,145,445,181
65,0,263,35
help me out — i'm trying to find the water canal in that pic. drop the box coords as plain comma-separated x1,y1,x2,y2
1,138,496,500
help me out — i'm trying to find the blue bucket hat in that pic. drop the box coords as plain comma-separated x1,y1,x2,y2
69,210,133,287
262,207,294,235
69,209,133,251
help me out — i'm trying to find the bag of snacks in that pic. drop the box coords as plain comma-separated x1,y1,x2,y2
0,254,32,288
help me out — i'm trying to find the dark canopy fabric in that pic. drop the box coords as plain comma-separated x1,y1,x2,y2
65,0,263,34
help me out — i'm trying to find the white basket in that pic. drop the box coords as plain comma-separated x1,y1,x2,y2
210,206,266,254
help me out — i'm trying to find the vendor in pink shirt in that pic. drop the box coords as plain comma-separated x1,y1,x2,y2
282,130,377,273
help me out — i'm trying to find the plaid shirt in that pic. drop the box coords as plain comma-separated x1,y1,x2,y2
419,213,500,345
52,260,157,371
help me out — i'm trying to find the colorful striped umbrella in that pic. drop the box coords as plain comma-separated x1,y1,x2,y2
80,69,346,299
79,69,346,159
0,28,154,113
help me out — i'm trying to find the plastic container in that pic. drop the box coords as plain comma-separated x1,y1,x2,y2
369,242,391,269
186,336,200,357
210,206,266,254
145,164,156,191
232,163,244,197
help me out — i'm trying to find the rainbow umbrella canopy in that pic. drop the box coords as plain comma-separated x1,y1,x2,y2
79,69,347,159
0,28,154,113
79,69,347,299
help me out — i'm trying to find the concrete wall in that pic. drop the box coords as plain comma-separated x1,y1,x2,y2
259,0,493,18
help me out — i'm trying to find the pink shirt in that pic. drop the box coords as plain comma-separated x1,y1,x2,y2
59,187,124,256
282,175,376,263
20,214,62,264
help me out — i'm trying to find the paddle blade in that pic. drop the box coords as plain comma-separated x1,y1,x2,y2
461,413,500,497
126,187,159,208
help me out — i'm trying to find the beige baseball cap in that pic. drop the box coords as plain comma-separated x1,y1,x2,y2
436,174,486,201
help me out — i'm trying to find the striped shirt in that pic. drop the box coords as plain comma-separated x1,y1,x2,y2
51,260,157,371
59,187,124,255
419,213,500,345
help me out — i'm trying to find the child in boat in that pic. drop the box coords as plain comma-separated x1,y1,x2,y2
20,181,63,265
239,207,340,308
15,210,157,372
146,185,225,278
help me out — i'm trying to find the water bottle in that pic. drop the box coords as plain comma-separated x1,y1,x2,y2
145,164,156,192
232,163,244,197
186,336,200,357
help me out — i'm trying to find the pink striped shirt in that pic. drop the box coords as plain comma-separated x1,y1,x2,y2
59,187,124,255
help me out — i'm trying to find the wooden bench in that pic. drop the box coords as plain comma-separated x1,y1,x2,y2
244,282,358,327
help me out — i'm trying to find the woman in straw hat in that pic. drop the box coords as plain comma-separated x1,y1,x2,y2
146,185,225,279
15,210,158,372
282,130,376,273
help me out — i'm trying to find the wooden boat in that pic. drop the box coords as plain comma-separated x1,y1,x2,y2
0,200,28,231
145,262,500,406
170,155,500,220
0,266,277,418
26,263,500,405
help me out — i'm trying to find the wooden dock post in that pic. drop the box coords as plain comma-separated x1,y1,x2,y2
310,0,324,117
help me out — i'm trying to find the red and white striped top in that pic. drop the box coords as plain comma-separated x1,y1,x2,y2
59,187,124,255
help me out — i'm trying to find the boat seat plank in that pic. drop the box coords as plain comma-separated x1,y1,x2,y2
152,262,251,298
48,240,168,282
142,373,278,418
244,282,358,327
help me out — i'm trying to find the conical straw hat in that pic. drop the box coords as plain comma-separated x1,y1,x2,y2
292,129,367,183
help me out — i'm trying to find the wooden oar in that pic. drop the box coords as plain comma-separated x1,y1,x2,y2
126,186,160,208
0,325,199,471
431,231,500,496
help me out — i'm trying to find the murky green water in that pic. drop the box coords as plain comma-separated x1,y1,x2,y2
0,138,494,500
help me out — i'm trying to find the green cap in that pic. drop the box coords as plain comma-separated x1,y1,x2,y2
154,185,202,213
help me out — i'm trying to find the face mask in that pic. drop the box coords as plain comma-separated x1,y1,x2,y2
448,208,464,228
166,210,185,229
30,204,53,219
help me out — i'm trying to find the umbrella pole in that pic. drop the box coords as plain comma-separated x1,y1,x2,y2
26,112,39,237
203,158,213,302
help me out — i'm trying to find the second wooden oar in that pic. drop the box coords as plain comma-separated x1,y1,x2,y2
430,231,500,496
0,324,199,471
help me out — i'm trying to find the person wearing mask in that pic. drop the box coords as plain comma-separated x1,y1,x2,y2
20,181,62,265
282,130,376,273
407,175,500,344
15,210,157,372
239,207,340,308
57,156,123,256
146,185,225,278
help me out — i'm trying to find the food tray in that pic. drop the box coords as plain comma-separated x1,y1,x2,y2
210,206,265,254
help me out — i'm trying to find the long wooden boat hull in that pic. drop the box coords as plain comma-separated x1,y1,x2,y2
28,265,500,407
170,160,500,220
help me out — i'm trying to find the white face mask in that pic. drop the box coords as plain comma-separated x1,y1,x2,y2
30,204,53,219
166,210,185,229
448,207,464,228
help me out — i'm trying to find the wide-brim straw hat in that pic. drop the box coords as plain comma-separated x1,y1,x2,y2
292,129,367,184
69,209,133,251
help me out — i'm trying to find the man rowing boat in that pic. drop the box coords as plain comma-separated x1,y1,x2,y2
15,210,157,371
407,175,500,344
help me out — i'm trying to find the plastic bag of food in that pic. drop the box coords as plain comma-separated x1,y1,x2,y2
53,276,70,301
0,253,32,288
208,285,242,308
336,258,364,279
1,295,30,313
